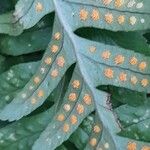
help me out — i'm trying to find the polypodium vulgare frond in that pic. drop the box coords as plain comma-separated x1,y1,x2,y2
0,0,149,149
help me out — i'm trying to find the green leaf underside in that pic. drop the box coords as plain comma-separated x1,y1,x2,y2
0,0,17,14
0,0,149,149
69,127,89,150
107,86,148,106
0,62,39,111
0,27,50,55
0,12,23,36
0,105,56,150
0,55,6,74
56,145,68,150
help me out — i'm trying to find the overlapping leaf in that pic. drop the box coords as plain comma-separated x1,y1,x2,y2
0,62,39,111
14,0,54,29
0,14,53,56
0,0,54,35
115,100,150,142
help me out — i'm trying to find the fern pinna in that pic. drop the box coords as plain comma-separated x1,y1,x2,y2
0,0,150,150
